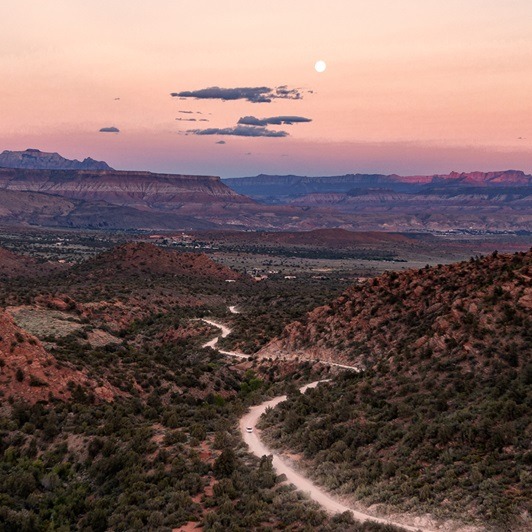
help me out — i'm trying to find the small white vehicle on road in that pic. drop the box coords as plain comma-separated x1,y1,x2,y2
245,427,253,433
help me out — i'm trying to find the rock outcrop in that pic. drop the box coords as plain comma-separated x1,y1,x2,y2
260,250,532,368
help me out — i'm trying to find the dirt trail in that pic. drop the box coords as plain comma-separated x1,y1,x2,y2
200,308,433,529
201,306,360,370
201,317,248,359
240,381,430,531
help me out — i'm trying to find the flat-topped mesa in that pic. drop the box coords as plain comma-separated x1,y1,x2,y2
0,167,254,209
225,169,532,195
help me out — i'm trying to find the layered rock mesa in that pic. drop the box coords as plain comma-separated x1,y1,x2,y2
224,170,532,200
0,166,253,211
0,148,112,170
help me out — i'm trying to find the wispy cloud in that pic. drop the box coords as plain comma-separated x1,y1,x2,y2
176,117,209,122
188,125,288,137
172,85,305,103
215,140,226,144
238,115,312,126
99,126,120,133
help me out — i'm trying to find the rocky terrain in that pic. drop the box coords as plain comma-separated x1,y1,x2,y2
73,241,241,281
0,149,112,171
0,309,116,403
0,234,529,530
0,247,63,279
0,243,247,333
0,238,373,532
261,250,531,367
259,250,531,529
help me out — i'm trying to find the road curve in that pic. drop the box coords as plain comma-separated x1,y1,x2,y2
240,381,429,532
201,309,361,371
201,309,428,530
201,318,249,359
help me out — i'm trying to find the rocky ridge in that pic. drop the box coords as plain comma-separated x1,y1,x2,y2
0,149,112,171
260,249,532,367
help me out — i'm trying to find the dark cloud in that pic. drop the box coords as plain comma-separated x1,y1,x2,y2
238,115,312,126
274,85,304,100
171,85,304,103
178,110,194,114
215,140,226,144
198,118,209,122
99,126,120,133
187,125,288,137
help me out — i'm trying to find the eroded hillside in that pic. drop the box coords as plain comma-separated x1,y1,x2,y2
259,251,531,529
262,250,531,369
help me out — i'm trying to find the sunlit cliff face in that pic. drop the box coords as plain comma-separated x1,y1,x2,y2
1,0,531,176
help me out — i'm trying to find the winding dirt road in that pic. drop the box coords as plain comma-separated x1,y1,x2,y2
240,382,427,532
200,303,247,357
202,312,360,371
201,308,428,531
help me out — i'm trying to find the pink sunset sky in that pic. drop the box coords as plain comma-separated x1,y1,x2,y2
1,0,531,177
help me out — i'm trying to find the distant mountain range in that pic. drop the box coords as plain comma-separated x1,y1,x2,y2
0,149,530,232
223,170,532,203
0,149,112,171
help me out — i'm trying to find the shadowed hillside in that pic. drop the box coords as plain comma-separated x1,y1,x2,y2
259,250,531,529
0,247,63,280
72,242,241,281
262,250,531,368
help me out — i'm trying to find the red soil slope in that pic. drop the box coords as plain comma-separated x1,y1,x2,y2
0,310,116,403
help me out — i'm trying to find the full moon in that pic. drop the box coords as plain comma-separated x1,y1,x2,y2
314,60,326,73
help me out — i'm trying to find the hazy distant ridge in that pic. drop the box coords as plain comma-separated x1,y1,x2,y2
224,170,532,200
0,149,112,171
